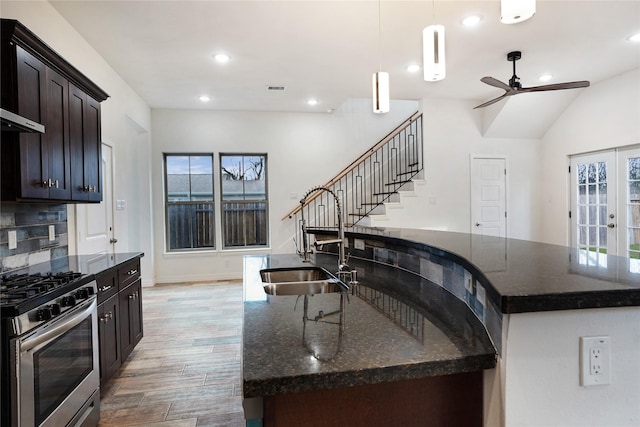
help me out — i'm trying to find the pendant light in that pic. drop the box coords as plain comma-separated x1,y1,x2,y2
500,0,536,24
372,0,389,113
423,1,445,81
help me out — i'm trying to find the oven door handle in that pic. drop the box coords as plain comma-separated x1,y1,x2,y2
20,299,96,353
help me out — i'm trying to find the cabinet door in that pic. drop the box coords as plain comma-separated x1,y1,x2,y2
98,294,121,386
84,95,102,201
44,67,71,199
15,45,48,199
119,279,143,361
69,84,102,201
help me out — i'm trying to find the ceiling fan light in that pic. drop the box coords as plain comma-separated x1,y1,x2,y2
500,0,536,24
423,25,446,82
372,71,390,114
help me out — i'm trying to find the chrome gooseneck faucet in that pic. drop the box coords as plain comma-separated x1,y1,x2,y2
299,186,350,280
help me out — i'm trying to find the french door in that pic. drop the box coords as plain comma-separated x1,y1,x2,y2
570,146,640,264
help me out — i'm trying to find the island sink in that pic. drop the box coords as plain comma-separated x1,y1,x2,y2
260,266,347,296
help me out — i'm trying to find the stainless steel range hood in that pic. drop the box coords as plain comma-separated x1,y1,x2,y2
0,108,45,133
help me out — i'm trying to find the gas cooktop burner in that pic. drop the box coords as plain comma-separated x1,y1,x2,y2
0,271,95,318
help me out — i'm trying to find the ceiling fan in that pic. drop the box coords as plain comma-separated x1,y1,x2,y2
474,51,590,109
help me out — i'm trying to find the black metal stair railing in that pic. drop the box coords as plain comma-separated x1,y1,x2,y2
284,112,423,248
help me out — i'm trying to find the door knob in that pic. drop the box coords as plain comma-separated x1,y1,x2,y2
475,223,481,227
607,223,615,229
110,238,118,244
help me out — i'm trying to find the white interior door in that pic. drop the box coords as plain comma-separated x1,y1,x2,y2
570,151,617,256
471,157,507,237
617,146,640,267
76,143,115,254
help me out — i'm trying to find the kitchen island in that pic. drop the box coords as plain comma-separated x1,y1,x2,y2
243,228,640,427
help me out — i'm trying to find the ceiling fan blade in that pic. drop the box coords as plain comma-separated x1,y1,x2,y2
473,93,510,109
520,81,591,93
480,76,512,91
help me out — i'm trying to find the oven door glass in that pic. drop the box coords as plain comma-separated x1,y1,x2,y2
33,316,94,425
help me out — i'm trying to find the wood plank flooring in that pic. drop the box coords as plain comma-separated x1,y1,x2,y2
98,281,245,427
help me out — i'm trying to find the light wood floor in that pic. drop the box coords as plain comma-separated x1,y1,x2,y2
98,281,245,427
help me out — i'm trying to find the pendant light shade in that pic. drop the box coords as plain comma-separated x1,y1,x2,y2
500,0,536,24
372,71,390,114
423,25,446,81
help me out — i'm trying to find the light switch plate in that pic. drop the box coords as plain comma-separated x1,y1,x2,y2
48,225,55,241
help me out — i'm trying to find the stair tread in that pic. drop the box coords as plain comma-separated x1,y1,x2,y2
396,170,419,176
384,180,412,186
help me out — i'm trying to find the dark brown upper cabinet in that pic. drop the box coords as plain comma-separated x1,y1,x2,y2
1,19,109,203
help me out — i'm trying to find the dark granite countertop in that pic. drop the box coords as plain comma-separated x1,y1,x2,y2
311,227,640,313
243,253,496,398
8,252,144,277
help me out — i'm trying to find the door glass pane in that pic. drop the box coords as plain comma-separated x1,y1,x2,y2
578,185,586,204
578,164,586,184
588,205,597,225
575,158,610,256
627,157,640,259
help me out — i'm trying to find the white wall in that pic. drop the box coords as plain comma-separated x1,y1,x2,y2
541,68,640,245
502,307,640,426
150,99,418,283
418,98,543,241
1,1,155,283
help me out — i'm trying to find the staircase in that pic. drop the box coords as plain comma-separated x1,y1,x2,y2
284,112,423,242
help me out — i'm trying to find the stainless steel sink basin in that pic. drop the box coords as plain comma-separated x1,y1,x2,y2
260,267,347,296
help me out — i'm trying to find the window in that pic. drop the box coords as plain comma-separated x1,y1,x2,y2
220,154,268,248
164,154,214,251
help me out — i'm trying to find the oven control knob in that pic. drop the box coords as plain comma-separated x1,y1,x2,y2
62,295,76,307
50,303,62,315
37,307,53,321
76,288,89,300
85,287,95,296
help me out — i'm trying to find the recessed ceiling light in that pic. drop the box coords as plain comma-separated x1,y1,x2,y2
629,32,640,42
213,53,230,63
462,15,482,27
199,95,211,102
307,99,318,106
538,74,553,82
406,64,420,73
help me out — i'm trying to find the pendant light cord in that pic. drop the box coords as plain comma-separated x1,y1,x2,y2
378,0,382,72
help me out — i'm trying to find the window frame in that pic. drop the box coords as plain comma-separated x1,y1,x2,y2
219,153,269,250
163,153,216,252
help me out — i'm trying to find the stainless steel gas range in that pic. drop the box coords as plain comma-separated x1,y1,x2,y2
1,271,100,427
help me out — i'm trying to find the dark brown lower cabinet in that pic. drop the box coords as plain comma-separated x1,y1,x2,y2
264,371,483,427
97,294,121,383
96,257,143,387
119,279,143,362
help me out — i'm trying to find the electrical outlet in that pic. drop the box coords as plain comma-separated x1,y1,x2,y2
48,225,55,241
580,336,611,386
8,230,17,249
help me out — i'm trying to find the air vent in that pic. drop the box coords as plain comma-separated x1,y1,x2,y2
267,85,286,91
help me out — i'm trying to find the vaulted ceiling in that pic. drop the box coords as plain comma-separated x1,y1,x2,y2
49,1,640,138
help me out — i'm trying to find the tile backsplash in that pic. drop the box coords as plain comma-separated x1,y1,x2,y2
0,203,68,272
